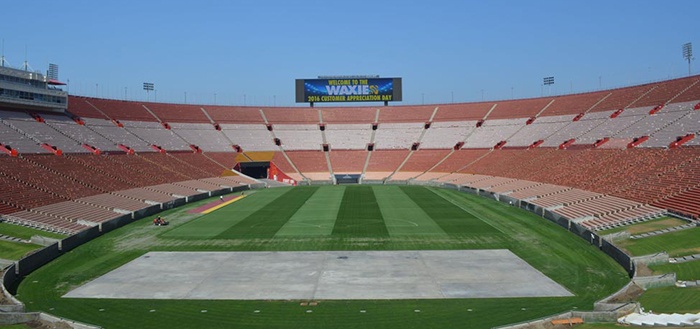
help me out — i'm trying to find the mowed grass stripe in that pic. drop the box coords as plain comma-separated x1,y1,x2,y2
275,186,346,237
373,186,447,236
332,185,389,237
399,186,501,235
216,186,320,239
163,188,291,239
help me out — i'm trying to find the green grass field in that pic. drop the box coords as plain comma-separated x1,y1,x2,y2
0,223,66,240
16,186,629,329
614,227,700,257
597,217,686,236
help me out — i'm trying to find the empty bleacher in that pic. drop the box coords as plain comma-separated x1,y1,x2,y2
273,124,323,150
0,75,698,233
172,122,233,152
285,150,331,179
221,124,277,151
325,123,372,150
329,150,367,174
419,121,475,149
373,122,424,149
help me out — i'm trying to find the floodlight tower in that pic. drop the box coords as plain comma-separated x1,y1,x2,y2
683,42,693,76
543,76,554,96
143,82,154,101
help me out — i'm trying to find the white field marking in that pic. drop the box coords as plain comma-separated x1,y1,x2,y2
385,219,420,227
427,188,507,235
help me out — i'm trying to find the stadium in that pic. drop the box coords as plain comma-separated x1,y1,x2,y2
1,2,700,329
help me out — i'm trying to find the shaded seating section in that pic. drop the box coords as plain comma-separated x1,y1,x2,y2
540,110,613,147
462,119,522,148
325,123,372,150
33,201,122,223
487,97,553,120
575,106,651,145
373,122,424,149
170,123,232,152
0,119,49,154
221,124,277,151
78,193,154,211
86,98,157,122
683,111,700,146
83,118,152,152
419,121,475,149
3,115,86,153
613,107,691,145
123,120,191,151
43,114,120,152
506,115,571,147
644,101,699,147
364,150,409,180
273,124,323,150
329,150,367,174
285,151,331,180
321,107,376,124
146,103,210,123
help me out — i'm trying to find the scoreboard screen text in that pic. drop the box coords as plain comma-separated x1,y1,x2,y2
296,77,402,103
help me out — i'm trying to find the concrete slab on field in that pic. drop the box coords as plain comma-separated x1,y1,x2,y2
63,250,572,300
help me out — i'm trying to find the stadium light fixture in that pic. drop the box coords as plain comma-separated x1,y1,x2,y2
143,82,154,101
683,42,693,76
543,76,554,96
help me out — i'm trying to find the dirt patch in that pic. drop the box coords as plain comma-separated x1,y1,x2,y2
635,262,653,276
625,217,687,235
608,283,645,303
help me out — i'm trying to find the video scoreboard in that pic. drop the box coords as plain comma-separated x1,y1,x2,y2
296,77,402,104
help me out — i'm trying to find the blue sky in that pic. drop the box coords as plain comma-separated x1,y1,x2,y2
1,0,698,106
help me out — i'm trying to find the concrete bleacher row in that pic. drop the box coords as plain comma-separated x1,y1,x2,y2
0,152,240,213
0,173,257,234
2,98,699,155
429,173,665,230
